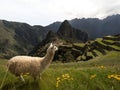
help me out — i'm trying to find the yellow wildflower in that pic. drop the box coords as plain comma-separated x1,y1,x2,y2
56,73,74,87
62,74,65,78
114,75,120,81
90,74,96,79
98,65,106,69
57,77,60,81
65,74,70,78
107,75,112,79
62,74,70,79
107,74,120,81
115,77,120,81
56,77,61,87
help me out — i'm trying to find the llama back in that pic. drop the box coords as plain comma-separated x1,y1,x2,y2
8,56,42,76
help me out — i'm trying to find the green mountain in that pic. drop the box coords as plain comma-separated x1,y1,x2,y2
0,20,47,58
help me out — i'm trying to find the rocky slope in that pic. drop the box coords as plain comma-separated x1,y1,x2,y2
29,33,120,62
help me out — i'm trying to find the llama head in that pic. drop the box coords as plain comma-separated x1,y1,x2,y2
47,43,58,53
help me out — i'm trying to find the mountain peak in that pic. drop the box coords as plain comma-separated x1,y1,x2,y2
60,20,72,28
62,20,70,24
57,20,73,38
57,20,88,42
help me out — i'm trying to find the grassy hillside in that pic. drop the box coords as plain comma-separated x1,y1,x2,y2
0,20,18,58
0,20,47,59
0,51,120,90
76,34,120,61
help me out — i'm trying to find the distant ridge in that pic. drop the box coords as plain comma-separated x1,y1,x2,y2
0,14,120,59
1,14,120,39
46,14,120,39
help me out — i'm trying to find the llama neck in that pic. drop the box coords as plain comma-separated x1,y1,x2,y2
41,51,55,69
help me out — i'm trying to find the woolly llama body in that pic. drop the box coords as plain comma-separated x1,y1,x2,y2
7,43,58,81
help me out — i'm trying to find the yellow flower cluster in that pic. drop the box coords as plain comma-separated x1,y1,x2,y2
56,73,73,87
108,74,120,81
90,74,96,79
56,77,60,87
98,65,106,69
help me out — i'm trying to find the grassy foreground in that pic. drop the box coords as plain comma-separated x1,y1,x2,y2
0,51,120,90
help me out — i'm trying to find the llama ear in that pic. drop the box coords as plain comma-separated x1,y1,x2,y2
50,43,53,47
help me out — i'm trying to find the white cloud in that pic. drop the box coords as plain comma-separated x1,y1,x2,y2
0,0,120,25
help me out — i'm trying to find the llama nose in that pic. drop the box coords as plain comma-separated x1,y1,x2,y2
53,45,58,51
55,47,58,51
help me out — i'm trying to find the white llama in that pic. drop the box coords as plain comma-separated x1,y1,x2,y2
7,43,58,81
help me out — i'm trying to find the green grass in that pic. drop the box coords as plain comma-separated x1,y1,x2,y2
93,49,103,56
96,40,107,46
109,45,120,50
73,43,85,47
87,52,95,57
95,38,103,42
0,51,120,90
104,39,114,43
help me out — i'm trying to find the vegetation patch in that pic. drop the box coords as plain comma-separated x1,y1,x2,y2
0,51,120,90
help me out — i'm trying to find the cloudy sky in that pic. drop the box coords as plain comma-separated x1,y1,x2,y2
0,0,120,26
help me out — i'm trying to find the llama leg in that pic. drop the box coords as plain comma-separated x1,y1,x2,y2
20,75,25,82
39,74,41,79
